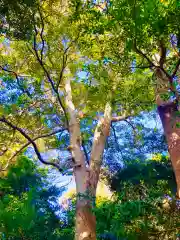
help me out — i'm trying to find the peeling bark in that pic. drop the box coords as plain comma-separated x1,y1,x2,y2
154,53,180,198
64,77,87,194
135,41,180,197
64,77,92,239
89,102,112,196
75,201,96,240
64,79,112,239
157,102,180,198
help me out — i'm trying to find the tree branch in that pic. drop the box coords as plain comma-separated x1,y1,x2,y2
131,65,152,70
134,43,180,103
124,119,138,145
64,76,85,167
111,122,124,159
38,5,45,62
134,42,171,81
111,113,130,122
134,44,155,68
89,102,112,195
0,127,67,171
56,47,68,90
172,58,180,78
32,24,69,128
0,66,31,97
56,34,80,90
158,67,180,103
159,40,166,68
0,117,63,172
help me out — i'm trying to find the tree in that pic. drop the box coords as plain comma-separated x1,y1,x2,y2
0,1,145,239
1,0,179,239
115,0,180,198
75,0,180,198
58,154,179,240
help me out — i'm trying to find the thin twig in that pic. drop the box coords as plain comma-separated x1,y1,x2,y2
131,65,152,70
32,25,69,128
134,44,155,68
0,127,67,171
56,34,80,90
56,50,68,90
124,119,138,145
82,139,89,165
159,40,166,68
38,5,45,62
111,113,130,122
0,66,31,97
111,122,124,159
172,58,180,78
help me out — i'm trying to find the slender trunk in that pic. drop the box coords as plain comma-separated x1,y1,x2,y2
65,77,111,239
89,102,112,196
65,77,92,239
64,72,112,239
157,102,180,198
76,101,112,240
75,102,112,240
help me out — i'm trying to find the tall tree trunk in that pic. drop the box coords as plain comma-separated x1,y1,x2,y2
135,42,180,198
157,101,180,198
155,65,180,198
64,75,112,239
64,77,92,239
153,42,180,198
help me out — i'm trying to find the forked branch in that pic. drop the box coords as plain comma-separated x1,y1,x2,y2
134,42,180,103
0,127,67,171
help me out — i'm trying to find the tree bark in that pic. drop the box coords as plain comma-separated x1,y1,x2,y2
154,52,180,198
135,43,180,198
76,101,112,240
157,101,180,198
64,77,112,239
75,200,96,240
89,102,112,196
65,77,93,239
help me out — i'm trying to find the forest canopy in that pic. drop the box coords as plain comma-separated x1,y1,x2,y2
0,0,180,240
